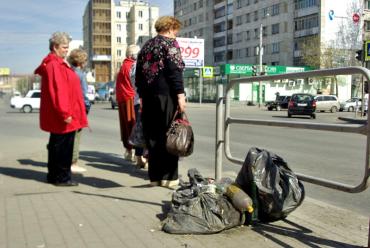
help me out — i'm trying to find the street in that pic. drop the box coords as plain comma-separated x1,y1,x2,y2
0,95,369,217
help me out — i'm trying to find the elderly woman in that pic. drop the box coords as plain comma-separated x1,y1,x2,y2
34,32,88,186
136,16,186,188
67,48,91,173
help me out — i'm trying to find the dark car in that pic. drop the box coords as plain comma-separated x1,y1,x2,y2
288,93,316,119
265,95,291,111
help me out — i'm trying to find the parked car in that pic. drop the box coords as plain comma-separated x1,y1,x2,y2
314,95,340,113
10,89,40,113
288,93,316,119
87,85,96,104
265,95,291,111
339,97,362,112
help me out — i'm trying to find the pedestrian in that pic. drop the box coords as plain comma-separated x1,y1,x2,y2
34,32,88,186
116,44,146,167
135,16,186,188
67,48,91,173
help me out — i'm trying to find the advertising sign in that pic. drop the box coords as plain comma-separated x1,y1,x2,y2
0,68,10,76
176,37,204,68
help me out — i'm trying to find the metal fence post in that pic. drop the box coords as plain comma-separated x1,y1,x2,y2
215,83,224,180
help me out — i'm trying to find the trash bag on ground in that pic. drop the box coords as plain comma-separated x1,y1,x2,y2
236,147,305,222
162,168,244,234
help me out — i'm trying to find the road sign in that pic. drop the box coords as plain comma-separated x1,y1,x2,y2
176,37,205,68
365,41,370,62
202,67,213,78
353,13,360,23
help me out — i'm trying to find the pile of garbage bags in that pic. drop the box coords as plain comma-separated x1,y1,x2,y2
162,147,305,234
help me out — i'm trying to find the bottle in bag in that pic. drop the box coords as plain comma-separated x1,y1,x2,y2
225,183,254,213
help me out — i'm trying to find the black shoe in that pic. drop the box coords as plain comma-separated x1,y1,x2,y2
54,180,79,186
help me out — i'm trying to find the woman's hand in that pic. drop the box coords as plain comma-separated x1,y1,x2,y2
177,93,186,113
64,116,72,124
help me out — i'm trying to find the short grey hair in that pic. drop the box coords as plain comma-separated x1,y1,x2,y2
49,32,72,51
126,44,140,59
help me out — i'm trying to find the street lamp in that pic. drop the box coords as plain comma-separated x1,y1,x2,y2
258,23,263,108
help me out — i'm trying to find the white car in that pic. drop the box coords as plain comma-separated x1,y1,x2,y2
10,90,41,113
87,85,96,104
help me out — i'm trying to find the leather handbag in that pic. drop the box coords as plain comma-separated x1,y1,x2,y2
166,110,194,157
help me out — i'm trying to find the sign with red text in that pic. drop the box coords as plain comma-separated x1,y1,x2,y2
176,37,204,68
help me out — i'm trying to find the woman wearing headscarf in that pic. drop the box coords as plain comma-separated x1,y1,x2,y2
135,16,186,188
34,32,88,186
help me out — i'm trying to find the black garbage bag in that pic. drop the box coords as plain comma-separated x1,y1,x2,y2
162,168,244,234
236,147,305,222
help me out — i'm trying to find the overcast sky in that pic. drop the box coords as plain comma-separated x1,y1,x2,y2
0,0,173,75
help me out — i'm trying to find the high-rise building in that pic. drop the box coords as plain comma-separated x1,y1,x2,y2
175,0,363,68
83,0,159,82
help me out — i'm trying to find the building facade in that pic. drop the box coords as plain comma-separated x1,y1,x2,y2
83,0,159,82
175,0,363,69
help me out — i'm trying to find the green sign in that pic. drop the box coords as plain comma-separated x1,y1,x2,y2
220,64,312,76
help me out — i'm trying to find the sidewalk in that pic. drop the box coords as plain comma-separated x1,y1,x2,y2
0,151,368,248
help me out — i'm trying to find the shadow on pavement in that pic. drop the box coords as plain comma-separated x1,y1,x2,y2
252,218,362,248
72,190,162,207
18,159,46,167
79,150,149,180
1,166,123,189
156,200,172,221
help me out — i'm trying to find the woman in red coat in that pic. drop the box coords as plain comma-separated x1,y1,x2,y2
34,32,88,186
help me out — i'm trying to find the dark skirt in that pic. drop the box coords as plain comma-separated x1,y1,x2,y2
118,98,135,150
142,94,179,182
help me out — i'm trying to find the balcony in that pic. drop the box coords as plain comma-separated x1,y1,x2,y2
294,27,319,38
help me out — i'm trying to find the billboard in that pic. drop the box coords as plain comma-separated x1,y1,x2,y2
0,68,10,76
176,37,204,68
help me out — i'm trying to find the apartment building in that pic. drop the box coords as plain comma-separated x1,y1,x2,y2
175,0,363,68
83,0,159,82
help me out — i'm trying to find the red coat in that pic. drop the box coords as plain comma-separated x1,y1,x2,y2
116,58,135,103
34,53,88,134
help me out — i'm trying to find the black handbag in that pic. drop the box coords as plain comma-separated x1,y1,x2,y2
166,111,194,157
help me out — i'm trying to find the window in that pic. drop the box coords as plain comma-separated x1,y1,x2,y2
117,49,121,57
227,3,233,15
254,28,258,39
214,6,225,19
246,13,250,23
214,22,226,33
272,23,279,34
367,0,370,9
246,30,250,40
116,11,121,18
237,0,242,8
236,49,243,58
236,32,243,42
272,42,280,53
138,37,143,43
31,92,41,98
193,2,197,10
254,10,258,21
236,16,242,26
263,26,267,37
245,47,250,57
139,11,143,17
117,37,121,43
227,34,233,44
366,21,370,31
117,24,121,31
295,0,318,10
139,23,143,30
294,14,319,31
272,3,280,16
214,51,225,62
199,0,203,8
214,37,226,47
262,7,269,18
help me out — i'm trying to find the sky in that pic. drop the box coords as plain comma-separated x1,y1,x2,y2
0,0,173,75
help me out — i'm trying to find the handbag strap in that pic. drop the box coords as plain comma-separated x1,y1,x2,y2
171,110,190,124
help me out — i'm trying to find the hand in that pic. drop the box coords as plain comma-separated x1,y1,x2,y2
177,93,186,113
64,116,72,124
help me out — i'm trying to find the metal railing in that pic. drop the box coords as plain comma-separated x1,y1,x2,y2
215,66,370,193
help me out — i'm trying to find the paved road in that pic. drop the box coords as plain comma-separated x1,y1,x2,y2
0,95,369,217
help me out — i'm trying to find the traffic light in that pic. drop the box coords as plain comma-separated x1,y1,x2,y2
252,65,257,76
355,49,363,61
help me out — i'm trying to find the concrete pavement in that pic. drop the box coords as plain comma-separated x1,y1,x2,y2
0,148,368,248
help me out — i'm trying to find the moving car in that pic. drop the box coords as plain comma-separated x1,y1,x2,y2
314,95,340,113
10,89,40,113
288,93,316,119
265,95,291,111
339,97,361,112
87,85,96,104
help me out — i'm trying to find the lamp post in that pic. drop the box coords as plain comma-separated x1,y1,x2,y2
258,23,263,108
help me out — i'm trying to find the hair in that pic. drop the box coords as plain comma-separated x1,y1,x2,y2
126,44,140,59
67,48,88,67
49,32,72,51
154,16,182,33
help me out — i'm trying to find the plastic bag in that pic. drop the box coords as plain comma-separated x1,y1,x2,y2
128,119,145,148
162,169,243,234
166,111,194,157
236,147,305,222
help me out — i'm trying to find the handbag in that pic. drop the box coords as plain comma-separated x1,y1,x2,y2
166,110,194,157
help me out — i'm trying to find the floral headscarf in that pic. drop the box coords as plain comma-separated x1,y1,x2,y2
138,35,185,84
